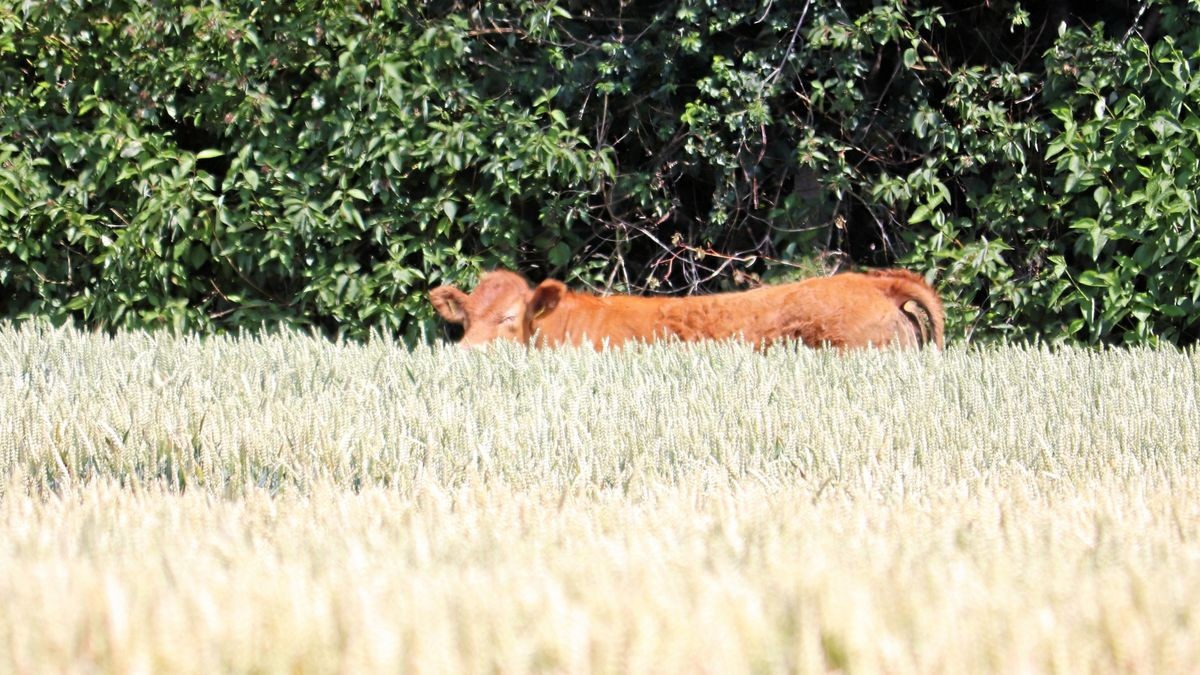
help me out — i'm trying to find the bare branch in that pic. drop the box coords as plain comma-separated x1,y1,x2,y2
765,0,813,86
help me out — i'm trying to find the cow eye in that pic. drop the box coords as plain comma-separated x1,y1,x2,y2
500,314,516,324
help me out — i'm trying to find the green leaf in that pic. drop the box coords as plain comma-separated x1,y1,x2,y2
548,242,571,267
1077,270,1112,287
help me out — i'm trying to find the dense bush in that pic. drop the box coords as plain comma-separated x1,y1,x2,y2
0,1,612,339
896,2,1200,344
1,0,1196,344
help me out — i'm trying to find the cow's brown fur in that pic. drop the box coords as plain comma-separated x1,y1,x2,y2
430,268,944,350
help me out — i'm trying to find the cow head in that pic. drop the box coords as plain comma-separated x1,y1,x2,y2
429,270,534,348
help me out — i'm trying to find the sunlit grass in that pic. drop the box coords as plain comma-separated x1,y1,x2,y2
1,321,1198,673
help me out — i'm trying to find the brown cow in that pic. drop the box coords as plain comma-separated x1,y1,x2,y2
430,268,944,350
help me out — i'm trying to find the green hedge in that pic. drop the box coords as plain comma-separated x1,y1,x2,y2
1,1,1196,344
0,1,612,340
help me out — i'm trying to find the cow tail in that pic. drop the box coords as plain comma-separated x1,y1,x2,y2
900,299,938,349
867,270,945,349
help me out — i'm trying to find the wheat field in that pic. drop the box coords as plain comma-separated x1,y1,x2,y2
1,321,1198,674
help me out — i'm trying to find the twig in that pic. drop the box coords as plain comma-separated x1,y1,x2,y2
765,0,813,85
1121,1,1151,46
756,0,776,24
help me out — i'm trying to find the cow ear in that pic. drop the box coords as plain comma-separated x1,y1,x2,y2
429,286,469,323
528,279,565,321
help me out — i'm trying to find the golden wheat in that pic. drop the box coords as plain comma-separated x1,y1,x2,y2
1,321,1198,673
